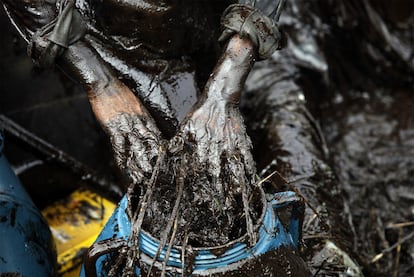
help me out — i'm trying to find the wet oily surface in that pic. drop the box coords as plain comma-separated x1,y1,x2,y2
1,0,414,276
138,247,309,277
218,247,309,277
77,0,235,137
241,0,414,275
321,89,414,276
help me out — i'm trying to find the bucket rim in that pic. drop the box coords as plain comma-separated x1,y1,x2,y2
135,186,268,252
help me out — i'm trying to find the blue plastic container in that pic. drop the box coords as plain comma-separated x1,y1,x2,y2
81,187,304,276
0,132,56,276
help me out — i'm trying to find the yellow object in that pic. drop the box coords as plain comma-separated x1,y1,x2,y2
42,188,116,277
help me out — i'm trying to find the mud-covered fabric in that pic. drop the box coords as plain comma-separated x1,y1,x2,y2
28,0,85,67
219,4,284,60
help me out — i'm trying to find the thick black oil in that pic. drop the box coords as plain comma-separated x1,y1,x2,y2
138,247,309,277
241,0,414,276
1,0,414,276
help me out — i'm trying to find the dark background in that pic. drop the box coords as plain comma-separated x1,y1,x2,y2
0,7,119,206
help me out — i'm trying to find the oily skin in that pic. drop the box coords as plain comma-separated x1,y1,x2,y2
58,41,162,185
60,34,256,182
2,2,309,275
1,0,253,187
5,0,262,246
142,36,259,246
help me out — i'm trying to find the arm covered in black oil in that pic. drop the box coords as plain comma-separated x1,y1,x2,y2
62,42,164,186
1,0,164,186
144,36,260,246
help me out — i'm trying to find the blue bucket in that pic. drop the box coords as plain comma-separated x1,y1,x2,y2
0,132,57,276
81,187,304,276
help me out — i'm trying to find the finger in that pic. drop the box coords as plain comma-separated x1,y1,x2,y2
128,138,151,176
110,132,127,168
112,132,146,185
129,118,160,166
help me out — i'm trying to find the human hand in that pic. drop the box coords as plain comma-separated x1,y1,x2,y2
84,75,163,186
161,35,259,245
103,113,162,186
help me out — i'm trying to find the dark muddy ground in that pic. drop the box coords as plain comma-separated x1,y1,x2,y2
1,1,414,276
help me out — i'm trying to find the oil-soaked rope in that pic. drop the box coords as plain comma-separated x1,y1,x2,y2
108,146,166,277
146,153,187,277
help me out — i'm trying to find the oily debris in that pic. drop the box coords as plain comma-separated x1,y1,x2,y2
100,98,264,276
141,100,261,247
139,247,309,277
6,0,414,276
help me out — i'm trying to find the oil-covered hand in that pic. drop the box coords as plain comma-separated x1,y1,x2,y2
104,113,162,186
62,42,164,186
149,36,260,246
2,0,164,186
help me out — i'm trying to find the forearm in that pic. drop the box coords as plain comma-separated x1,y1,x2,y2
61,41,162,184
3,0,146,123
205,35,256,104
207,1,284,104
61,41,153,127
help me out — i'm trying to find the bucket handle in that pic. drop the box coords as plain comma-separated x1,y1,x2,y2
270,191,305,248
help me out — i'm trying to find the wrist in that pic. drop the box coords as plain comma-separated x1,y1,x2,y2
219,3,285,60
